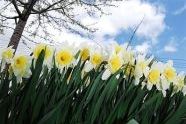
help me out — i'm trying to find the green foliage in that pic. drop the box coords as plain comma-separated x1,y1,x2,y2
0,52,186,124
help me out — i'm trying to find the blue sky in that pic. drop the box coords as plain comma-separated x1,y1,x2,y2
151,0,186,72
115,0,186,72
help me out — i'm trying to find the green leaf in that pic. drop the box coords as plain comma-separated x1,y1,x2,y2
165,96,186,124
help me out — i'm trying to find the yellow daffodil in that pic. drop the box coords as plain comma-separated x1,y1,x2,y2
148,69,160,84
113,42,123,54
1,46,15,63
146,62,163,90
0,46,15,71
55,49,74,69
134,55,153,85
102,53,123,80
33,43,53,60
84,49,104,72
11,55,31,83
79,42,91,61
80,48,90,61
33,43,53,68
161,60,176,90
121,48,135,65
173,72,185,93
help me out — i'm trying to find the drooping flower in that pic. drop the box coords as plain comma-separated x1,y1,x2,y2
33,43,53,68
33,44,53,59
11,55,32,83
79,42,91,61
102,53,123,80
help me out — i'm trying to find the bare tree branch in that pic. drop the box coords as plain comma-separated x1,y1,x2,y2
12,0,22,17
0,0,122,52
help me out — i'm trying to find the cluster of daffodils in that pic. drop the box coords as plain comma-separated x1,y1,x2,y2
1,46,31,82
1,42,186,96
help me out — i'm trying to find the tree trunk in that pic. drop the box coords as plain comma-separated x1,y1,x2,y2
7,18,28,52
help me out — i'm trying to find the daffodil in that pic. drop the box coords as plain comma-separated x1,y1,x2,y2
134,55,153,85
0,46,15,71
33,44,53,59
121,45,135,65
146,62,163,90
124,64,135,77
112,42,123,54
79,42,91,61
11,55,31,83
1,46,14,62
84,48,104,72
161,60,176,90
173,72,185,93
33,43,53,68
102,53,123,80
55,47,75,70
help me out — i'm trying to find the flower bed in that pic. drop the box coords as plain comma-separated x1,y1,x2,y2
0,42,186,124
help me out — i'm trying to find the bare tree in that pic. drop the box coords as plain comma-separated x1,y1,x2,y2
0,0,120,52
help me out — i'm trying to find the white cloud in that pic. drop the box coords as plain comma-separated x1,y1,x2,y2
173,4,186,15
135,42,151,54
82,0,166,42
164,46,177,52
164,38,178,53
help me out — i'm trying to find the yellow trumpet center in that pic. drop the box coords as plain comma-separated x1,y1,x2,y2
164,67,176,81
56,50,74,66
148,69,160,84
14,56,28,69
109,55,122,73
90,53,103,66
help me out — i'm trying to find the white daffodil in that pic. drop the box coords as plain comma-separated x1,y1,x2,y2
1,46,15,63
146,62,163,90
110,42,123,54
134,55,153,85
11,55,32,83
79,42,92,61
120,45,135,65
33,43,53,68
84,52,103,72
161,60,177,91
0,46,15,70
84,46,105,72
102,53,123,80
123,64,135,79
173,72,185,93
55,45,76,70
